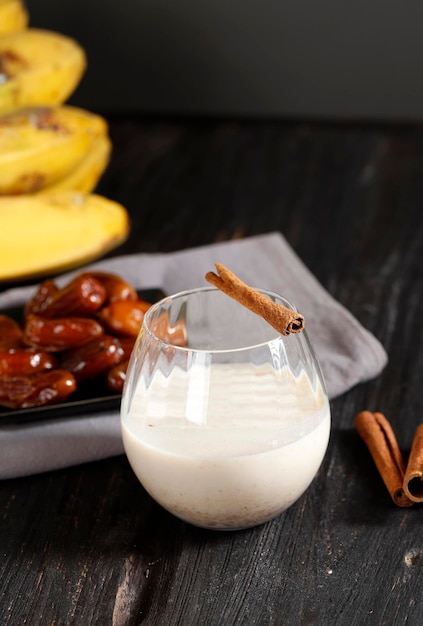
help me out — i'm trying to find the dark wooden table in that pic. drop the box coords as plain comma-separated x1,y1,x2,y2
2,116,423,625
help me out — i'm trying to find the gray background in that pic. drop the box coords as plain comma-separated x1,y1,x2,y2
25,0,423,119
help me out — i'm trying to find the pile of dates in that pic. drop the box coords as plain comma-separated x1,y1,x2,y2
0,271,153,410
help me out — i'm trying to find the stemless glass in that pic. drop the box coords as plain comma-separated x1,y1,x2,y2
121,287,330,531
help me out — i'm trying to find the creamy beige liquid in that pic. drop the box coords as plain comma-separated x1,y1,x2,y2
121,363,330,530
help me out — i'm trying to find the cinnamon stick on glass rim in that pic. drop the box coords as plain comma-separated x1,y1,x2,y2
403,423,423,503
205,263,304,337
355,410,413,508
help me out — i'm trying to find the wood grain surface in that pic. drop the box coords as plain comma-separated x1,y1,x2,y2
2,117,423,625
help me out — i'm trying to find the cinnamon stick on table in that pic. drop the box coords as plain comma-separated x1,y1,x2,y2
403,423,423,503
205,263,304,337
355,410,413,508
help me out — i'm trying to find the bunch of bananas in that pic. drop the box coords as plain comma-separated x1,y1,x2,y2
0,0,130,281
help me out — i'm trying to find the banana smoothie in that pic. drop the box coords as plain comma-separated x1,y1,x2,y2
121,362,330,530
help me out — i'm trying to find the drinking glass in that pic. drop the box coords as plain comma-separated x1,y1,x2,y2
121,287,330,530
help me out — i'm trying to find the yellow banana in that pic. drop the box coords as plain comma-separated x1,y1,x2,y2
0,28,86,114
0,105,109,194
0,0,28,36
41,134,112,194
0,191,130,281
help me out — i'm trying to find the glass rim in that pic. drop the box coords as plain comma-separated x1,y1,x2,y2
142,285,302,354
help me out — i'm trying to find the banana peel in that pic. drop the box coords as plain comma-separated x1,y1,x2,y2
0,105,109,194
40,134,112,194
0,192,130,281
0,28,86,114
0,0,28,36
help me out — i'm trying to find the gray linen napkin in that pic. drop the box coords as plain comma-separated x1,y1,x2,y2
0,232,387,479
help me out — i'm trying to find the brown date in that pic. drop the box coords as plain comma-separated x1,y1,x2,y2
0,315,23,348
106,359,129,393
23,315,104,351
97,299,151,337
60,335,126,382
150,311,187,347
78,271,138,303
118,337,136,359
0,349,58,376
24,279,58,317
105,338,137,392
0,369,77,409
32,275,106,318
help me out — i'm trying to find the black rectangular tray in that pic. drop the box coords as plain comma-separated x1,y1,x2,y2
0,288,165,426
